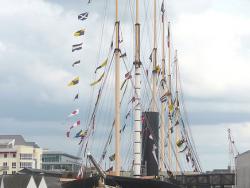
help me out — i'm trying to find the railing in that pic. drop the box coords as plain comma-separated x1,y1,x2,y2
175,173,235,186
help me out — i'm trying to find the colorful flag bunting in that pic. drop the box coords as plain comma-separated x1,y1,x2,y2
74,93,79,100
95,58,108,73
125,72,132,79
66,131,70,138
72,43,83,52
109,153,115,161
75,130,87,138
179,145,188,153
72,60,80,67
168,103,174,112
68,76,79,86
175,120,179,126
186,154,190,163
74,29,85,37
110,41,113,50
161,1,165,13
169,126,173,134
78,12,88,21
120,53,127,58
68,109,80,117
160,93,167,103
176,139,185,147
106,166,113,172
128,96,136,104
149,53,152,62
90,72,105,86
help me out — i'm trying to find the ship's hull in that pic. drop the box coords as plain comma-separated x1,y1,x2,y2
62,175,181,188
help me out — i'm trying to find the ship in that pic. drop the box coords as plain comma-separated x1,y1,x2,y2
63,0,202,187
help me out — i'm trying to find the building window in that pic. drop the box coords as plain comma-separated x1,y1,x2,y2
12,171,16,174
3,171,7,175
20,162,32,168
13,153,16,158
3,162,7,167
20,153,32,160
4,153,7,158
42,154,60,163
12,162,16,169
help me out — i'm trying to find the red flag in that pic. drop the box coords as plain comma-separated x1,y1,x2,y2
68,109,79,117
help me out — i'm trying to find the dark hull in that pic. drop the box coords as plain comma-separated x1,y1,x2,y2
63,175,181,188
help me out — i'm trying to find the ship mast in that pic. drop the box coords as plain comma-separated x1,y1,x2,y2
133,0,142,177
151,0,157,112
160,0,166,172
174,50,180,172
167,22,172,170
114,0,121,176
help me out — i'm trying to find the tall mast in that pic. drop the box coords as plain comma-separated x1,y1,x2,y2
151,0,157,112
114,0,121,176
167,22,172,170
160,0,166,172
174,50,180,172
133,0,142,177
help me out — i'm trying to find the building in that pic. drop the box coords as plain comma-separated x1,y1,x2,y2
0,135,42,175
236,150,250,188
42,151,81,173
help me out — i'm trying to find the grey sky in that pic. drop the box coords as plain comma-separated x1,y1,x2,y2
0,0,250,171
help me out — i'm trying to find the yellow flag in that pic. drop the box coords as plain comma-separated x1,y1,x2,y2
68,76,79,86
95,58,108,73
168,103,174,112
74,29,85,37
90,73,105,86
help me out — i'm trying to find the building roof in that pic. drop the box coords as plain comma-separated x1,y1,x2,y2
2,175,32,188
236,150,250,157
44,176,62,188
0,135,26,145
43,151,81,160
19,168,63,177
33,175,43,187
0,135,40,148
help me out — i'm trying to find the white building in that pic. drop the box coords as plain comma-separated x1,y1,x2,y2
236,150,250,188
0,135,42,175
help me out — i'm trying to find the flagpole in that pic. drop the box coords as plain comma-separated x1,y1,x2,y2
167,22,173,171
114,0,121,176
133,0,142,177
160,0,166,172
151,0,157,112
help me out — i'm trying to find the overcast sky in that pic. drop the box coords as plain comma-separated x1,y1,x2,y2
0,0,250,171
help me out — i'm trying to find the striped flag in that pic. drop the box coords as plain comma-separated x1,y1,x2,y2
72,43,83,52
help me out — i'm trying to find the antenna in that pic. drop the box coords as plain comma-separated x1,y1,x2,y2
228,129,239,171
